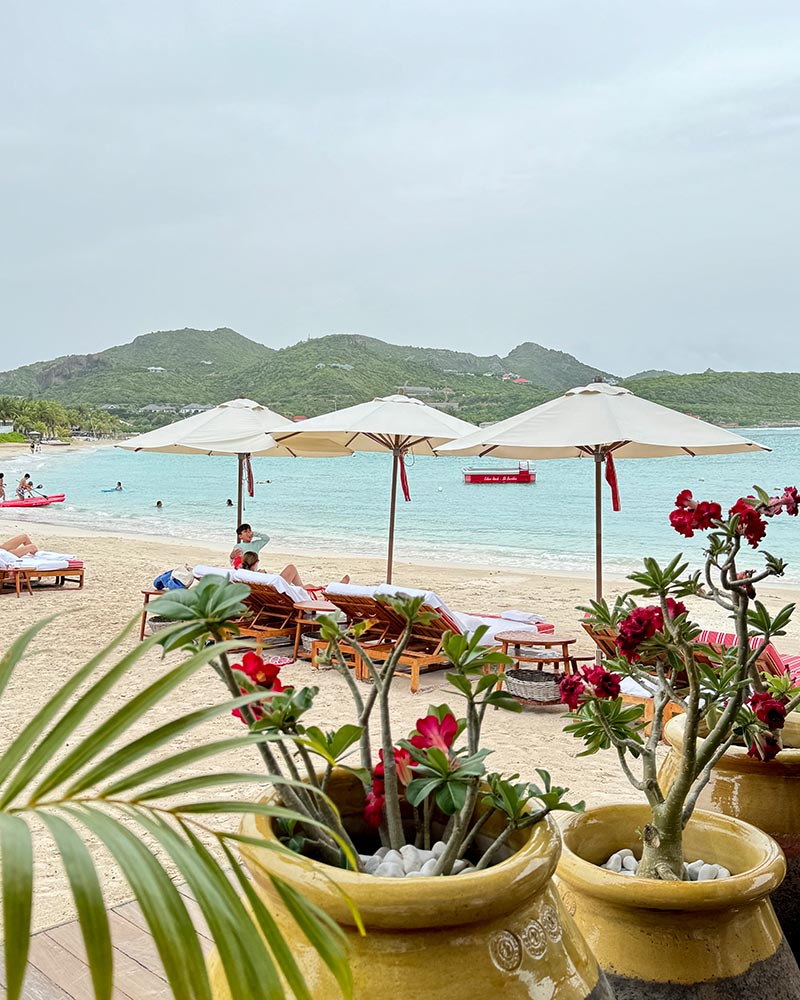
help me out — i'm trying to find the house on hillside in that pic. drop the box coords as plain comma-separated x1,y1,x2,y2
146,366,166,373
397,386,434,396
513,377,532,384
330,363,354,370
139,404,177,414
99,404,124,410
180,403,214,414
315,363,326,369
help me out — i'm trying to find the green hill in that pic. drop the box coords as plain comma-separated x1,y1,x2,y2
620,371,800,426
1,327,798,430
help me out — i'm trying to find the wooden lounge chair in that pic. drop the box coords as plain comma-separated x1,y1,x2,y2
0,553,85,598
324,583,553,693
193,565,310,650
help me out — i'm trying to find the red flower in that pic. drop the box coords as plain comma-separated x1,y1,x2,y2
582,665,621,700
693,501,722,530
669,491,722,537
559,674,587,710
616,606,661,661
364,784,386,828
231,688,265,725
669,508,697,538
747,733,782,762
410,712,458,752
782,486,799,517
374,747,417,786
748,692,787,730
729,498,766,548
664,598,687,620
240,651,282,688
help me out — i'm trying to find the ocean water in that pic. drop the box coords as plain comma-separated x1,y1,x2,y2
2,428,800,582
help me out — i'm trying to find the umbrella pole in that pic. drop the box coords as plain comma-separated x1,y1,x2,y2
594,451,603,603
387,450,399,584
237,453,244,525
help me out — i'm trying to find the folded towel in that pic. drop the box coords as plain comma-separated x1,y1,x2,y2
501,609,546,625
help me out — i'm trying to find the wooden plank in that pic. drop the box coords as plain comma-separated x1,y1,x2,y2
10,965,73,1000
27,933,129,1000
43,924,166,1000
113,898,213,953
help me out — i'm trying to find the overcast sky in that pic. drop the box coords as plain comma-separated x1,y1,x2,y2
2,2,799,376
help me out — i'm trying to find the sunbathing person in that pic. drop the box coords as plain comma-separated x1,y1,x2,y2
239,551,350,588
1,533,39,557
239,551,306,587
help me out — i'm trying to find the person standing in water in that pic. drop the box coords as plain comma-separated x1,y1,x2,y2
115,482,123,491
0,473,5,501
155,500,163,509
16,474,33,499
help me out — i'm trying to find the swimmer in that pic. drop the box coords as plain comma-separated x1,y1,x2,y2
115,482,123,491
226,498,234,507
0,473,5,501
155,500,163,509
16,474,33,499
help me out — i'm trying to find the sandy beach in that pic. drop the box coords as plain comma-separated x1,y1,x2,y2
2,520,799,932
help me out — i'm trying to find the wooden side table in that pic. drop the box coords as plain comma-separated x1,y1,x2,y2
495,631,578,675
293,599,337,659
139,589,161,641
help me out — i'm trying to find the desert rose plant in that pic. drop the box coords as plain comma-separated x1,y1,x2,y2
567,485,800,880
154,585,583,875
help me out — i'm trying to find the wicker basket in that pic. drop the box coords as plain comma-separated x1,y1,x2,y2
301,631,322,654
147,615,174,635
505,668,562,705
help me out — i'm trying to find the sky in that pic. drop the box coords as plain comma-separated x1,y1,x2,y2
2,1,800,376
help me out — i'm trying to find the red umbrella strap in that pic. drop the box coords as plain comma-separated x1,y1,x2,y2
605,452,621,512
399,452,412,502
245,455,255,498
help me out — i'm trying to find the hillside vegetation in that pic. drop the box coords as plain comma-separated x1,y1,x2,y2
0,327,797,430
622,372,800,426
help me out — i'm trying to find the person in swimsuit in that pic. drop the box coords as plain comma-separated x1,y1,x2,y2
239,551,349,588
0,473,5,501
16,474,33,499
1,533,38,557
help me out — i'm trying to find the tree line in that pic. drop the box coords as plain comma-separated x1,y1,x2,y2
0,396,123,439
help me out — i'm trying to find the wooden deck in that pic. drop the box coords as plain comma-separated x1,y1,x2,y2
2,884,211,1000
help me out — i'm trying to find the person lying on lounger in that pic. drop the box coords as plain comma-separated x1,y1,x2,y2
1,533,39,557
239,551,350,589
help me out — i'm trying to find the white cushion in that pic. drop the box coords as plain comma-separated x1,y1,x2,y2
324,582,382,599
192,565,309,603
500,609,547,625
11,558,70,571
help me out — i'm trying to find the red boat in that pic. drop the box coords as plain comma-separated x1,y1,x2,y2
462,463,536,485
0,494,66,509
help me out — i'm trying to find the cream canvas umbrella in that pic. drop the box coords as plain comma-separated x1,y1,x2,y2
272,394,478,582
437,381,768,599
118,398,349,523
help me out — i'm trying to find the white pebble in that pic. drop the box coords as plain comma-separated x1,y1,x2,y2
431,841,446,859
404,870,425,877
617,849,635,859
604,852,623,873
374,846,389,860
717,866,731,879
420,858,439,876
622,855,638,872
400,845,421,873
687,860,704,881
450,859,470,874
363,855,382,875
383,849,403,866
374,862,405,878
415,849,435,864
697,864,719,882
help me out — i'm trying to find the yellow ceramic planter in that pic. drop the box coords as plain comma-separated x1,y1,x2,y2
209,770,612,999
556,803,800,999
660,712,800,956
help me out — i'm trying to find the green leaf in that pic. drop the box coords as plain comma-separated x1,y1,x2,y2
39,813,112,1000
0,616,55,704
269,876,354,999
31,639,244,801
66,805,211,1000
0,815,33,1000
405,776,443,807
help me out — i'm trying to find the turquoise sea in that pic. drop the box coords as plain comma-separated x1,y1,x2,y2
2,427,800,582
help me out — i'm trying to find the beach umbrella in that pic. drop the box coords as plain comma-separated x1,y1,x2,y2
437,381,768,600
272,394,478,582
117,398,349,522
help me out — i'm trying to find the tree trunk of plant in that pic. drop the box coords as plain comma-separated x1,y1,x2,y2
637,813,684,880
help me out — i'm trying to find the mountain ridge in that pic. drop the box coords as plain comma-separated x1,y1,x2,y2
0,327,797,429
